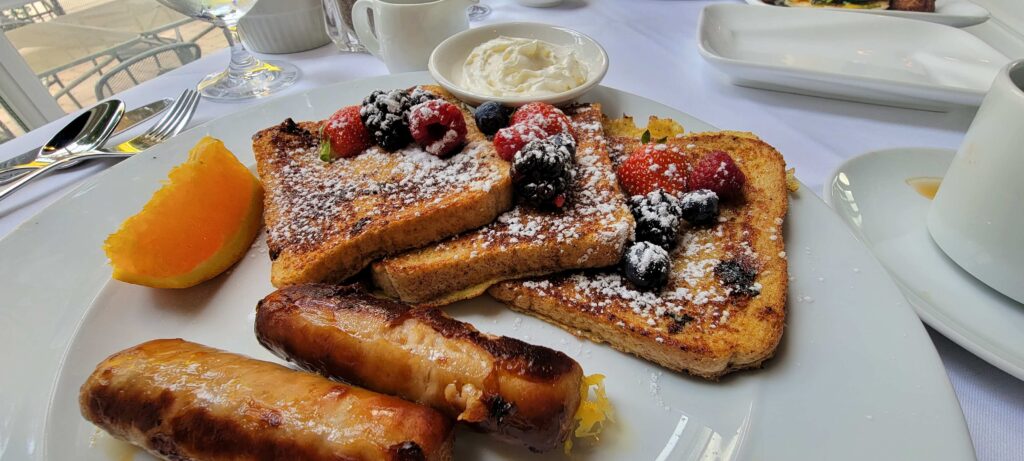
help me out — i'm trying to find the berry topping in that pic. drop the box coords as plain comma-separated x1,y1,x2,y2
622,241,672,290
714,259,760,297
511,102,575,138
689,150,746,199
360,89,412,151
616,144,689,197
408,99,467,157
407,87,439,108
474,101,513,136
679,189,720,226
321,105,372,161
494,123,548,161
628,190,683,250
511,137,575,209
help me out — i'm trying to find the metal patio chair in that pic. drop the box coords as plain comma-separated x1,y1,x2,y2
94,42,200,100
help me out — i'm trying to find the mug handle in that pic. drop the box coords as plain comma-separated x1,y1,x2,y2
352,0,382,58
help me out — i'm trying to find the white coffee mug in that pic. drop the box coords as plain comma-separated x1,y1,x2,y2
352,0,473,73
927,58,1024,304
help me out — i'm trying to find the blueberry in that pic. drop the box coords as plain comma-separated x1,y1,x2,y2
622,241,672,290
474,101,512,136
628,190,683,250
679,189,720,226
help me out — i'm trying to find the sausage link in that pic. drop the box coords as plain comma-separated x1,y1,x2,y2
255,284,584,452
80,339,453,461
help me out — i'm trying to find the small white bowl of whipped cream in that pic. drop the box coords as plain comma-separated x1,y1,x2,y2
429,22,608,106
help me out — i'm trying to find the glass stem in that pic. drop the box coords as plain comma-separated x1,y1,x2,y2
224,24,261,78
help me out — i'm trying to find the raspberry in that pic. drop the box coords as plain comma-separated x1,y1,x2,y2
622,241,671,290
360,89,412,151
511,137,575,209
616,144,688,197
408,100,467,157
494,123,548,161
321,105,372,160
511,102,575,139
628,190,683,250
689,150,746,199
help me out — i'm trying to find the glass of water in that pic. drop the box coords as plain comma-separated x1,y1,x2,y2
322,0,367,52
155,0,301,101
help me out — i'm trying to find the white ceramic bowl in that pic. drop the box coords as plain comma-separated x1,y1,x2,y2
239,0,331,55
428,22,608,106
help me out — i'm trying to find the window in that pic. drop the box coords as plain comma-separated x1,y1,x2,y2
0,0,230,145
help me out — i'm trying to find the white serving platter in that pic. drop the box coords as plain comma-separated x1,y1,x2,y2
0,72,975,460
826,147,1024,381
699,4,1008,110
743,0,990,28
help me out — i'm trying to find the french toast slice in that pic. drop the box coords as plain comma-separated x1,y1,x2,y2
489,128,788,380
371,104,635,305
253,85,512,287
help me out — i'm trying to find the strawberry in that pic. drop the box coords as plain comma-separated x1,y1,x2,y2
616,144,689,197
511,102,575,139
688,150,746,199
322,105,372,161
494,123,548,161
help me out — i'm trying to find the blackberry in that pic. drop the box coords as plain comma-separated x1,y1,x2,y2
628,190,683,250
622,241,671,290
679,189,720,226
511,137,575,209
360,89,412,151
473,101,512,136
714,259,760,296
407,87,438,107
547,132,576,156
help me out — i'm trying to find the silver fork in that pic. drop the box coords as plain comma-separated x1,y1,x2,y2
0,90,200,201
0,89,200,184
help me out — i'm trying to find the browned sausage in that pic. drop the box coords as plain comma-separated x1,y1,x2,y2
80,338,453,461
255,284,584,452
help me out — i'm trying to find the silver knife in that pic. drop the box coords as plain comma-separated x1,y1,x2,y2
0,98,173,180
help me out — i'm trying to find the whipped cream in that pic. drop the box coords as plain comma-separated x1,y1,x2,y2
462,36,588,97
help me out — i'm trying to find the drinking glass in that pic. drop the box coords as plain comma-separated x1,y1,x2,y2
155,0,300,101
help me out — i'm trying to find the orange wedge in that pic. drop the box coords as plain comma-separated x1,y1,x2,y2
104,136,263,288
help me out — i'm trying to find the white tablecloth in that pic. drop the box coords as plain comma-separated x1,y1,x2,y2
1,1,1022,460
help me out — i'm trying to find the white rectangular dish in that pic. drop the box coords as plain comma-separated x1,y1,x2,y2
743,0,990,28
699,4,1009,110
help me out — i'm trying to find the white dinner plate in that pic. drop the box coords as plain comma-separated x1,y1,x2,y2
0,72,975,460
826,147,1024,381
698,4,1009,111
743,0,990,28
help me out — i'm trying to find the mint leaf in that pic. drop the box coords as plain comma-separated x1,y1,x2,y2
641,130,651,144
319,123,334,162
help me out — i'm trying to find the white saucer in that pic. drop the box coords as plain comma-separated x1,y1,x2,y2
698,4,1008,111
826,147,1024,380
743,0,990,28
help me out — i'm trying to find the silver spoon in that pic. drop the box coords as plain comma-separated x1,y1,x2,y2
0,99,125,202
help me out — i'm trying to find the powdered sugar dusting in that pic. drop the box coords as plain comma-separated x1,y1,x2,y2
261,119,503,252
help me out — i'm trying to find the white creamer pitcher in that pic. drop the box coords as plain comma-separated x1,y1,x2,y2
352,0,474,73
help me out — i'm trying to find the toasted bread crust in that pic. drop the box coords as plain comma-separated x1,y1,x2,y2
254,85,512,287
490,130,788,380
372,104,634,305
